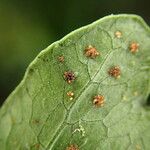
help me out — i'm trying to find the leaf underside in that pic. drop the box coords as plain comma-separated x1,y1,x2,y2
0,14,150,150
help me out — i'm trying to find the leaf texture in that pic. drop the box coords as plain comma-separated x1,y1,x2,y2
0,14,150,150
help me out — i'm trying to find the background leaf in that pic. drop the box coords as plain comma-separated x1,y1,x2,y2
0,14,150,150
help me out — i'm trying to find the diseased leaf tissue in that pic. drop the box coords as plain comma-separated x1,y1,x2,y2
0,14,150,150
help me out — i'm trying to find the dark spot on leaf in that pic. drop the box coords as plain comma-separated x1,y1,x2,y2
29,68,34,73
32,119,40,124
84,45,100,58
64,71,76,84
147,94,150,106
42,58,49,62
108,66,121,79
37,56,41,59
93,95,105,107
66,144,79,150
38,56,49,62
129,42,139,53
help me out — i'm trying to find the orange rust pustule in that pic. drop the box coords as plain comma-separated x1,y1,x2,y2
129,42,139,53
67,91,74,97
93,95,105,107
64,71,76,84
67,91,74,100
108,66,121,78
84,45,100,58
58,56,64,62
66,144,79,150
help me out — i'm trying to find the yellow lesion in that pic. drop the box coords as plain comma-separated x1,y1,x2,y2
67,91,74,100
136,144,141,150
122,95,128,101
115,31,122,38
134,91,138,96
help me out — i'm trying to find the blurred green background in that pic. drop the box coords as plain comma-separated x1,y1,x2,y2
0,0,150,105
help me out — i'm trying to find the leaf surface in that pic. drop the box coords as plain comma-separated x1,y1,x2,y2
0,14,150,150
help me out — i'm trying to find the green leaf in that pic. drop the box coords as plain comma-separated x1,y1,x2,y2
0,14,150,150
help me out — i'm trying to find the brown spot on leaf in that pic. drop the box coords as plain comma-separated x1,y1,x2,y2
32,119,40,124
115,31,122,38
34,143,40,149
129,42,139,53
58,56,64,62
108,66,121,79
66,144,79,150
84,45,100,58
64,71,76,84
93,95,105,107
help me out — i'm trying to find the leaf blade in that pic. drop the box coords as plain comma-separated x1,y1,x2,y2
0,14,150,150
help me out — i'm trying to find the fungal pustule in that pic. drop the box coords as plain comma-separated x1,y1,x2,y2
58,56,64,62
108,66,121,79
67,91,74,100
115,31,122,38
93,95,105,107
129,42,139,53
66,144,79,150
64,71,76,84
84,45,100,58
